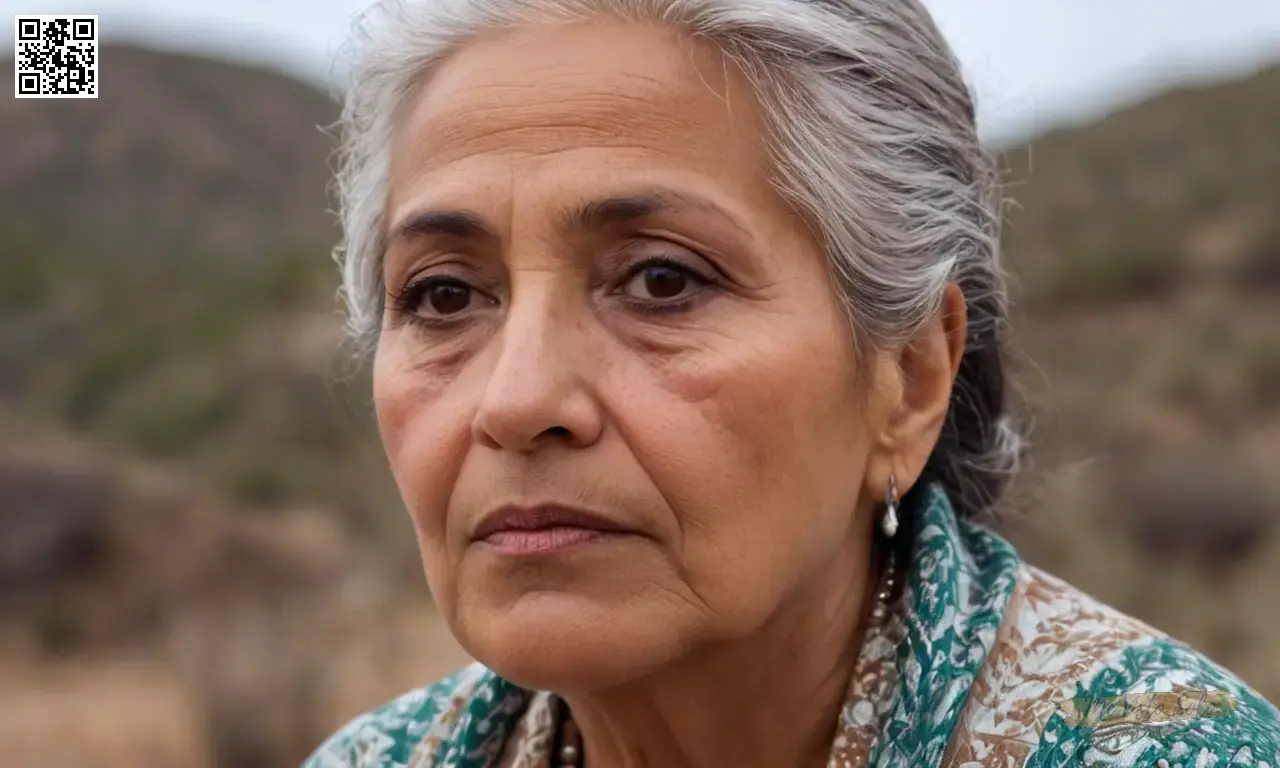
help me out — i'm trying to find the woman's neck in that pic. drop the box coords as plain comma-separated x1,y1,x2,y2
560,534,880,768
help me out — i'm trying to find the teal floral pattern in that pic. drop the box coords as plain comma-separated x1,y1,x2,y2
303,486,1280,767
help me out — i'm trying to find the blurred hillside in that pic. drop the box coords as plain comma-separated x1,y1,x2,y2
0,46,401,536
995,65,1280,696
0,43,1277,767
1,46,337,263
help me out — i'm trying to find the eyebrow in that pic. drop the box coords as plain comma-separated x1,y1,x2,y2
562,189,746,234
386,209,493,244
385,188,750,248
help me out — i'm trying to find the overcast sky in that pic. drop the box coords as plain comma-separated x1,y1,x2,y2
7,0,1280,142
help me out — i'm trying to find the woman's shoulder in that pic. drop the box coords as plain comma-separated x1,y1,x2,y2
969,563,1280,766
1044,634,1280,766
302,662,520,768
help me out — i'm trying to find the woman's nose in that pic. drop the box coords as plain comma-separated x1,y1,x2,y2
470,291,604,454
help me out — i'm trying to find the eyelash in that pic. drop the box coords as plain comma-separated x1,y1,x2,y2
388,254,718,329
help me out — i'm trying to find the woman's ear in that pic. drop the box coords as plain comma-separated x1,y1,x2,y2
865,282,966,497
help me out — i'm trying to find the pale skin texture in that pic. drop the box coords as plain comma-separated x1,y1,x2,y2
374,20,967,768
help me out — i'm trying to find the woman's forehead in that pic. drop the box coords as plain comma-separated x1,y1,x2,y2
386,20,768,201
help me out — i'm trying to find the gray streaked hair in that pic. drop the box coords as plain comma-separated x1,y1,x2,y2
330,0,1025,519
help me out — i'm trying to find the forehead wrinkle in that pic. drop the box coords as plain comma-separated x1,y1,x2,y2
411,88,692,166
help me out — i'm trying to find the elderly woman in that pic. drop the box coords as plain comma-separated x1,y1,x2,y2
306,0,1280,765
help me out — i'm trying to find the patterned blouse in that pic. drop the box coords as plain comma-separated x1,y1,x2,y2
304,486,1280,767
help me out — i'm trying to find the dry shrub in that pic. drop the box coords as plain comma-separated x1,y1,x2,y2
1109,448,1278,571
1243,338,1280,411
1235,218,1280,289
0,462,113,591
174,600,330,768
168,516,355,768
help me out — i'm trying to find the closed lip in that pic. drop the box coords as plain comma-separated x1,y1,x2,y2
471,503,639,542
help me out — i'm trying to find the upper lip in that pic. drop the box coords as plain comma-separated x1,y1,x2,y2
472,503,637,541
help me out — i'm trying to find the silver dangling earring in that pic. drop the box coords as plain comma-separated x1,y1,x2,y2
880,476,899,539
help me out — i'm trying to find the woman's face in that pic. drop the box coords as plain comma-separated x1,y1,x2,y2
375,20,894,690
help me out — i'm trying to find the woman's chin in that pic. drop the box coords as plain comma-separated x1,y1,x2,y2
453,594,682,692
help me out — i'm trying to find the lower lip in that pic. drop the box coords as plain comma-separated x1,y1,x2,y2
479,526,621,555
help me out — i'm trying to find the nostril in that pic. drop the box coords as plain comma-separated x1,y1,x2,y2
541,426,573,440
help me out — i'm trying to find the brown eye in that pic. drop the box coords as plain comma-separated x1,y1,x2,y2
393,276,489,322
642,266,688,299
426,282,472,315
623,262,701,301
